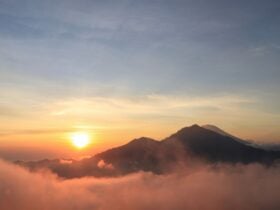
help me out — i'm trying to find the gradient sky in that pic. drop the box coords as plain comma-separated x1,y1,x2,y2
0,0,280,160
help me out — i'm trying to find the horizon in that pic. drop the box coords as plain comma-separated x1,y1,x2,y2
0,123,244,161
0,123,278,161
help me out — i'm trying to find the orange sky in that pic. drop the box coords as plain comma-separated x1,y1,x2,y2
1,94,279,160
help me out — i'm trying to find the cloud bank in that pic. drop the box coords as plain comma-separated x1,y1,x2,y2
0,159,280,210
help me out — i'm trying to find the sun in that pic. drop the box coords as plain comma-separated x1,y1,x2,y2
71,132,90,149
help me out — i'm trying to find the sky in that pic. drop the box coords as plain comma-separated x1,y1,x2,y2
0,0,280,160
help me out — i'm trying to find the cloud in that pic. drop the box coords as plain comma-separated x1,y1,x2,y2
97,159,114,170
1,159,280,210
0,128,73,137
47,94,255,122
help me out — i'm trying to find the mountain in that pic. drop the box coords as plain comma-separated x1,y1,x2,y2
16,125,280,178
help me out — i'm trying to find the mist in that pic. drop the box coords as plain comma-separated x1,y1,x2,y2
1,159,280,210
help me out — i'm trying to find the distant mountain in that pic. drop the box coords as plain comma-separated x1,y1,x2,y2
202,124,256,146
257,143,280,151
16,125,280,178
202,124,280,151
202,124,242,140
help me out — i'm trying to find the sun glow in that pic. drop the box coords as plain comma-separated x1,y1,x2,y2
71,132,90,149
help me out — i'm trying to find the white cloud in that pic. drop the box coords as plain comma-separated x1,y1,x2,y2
1,159,280,210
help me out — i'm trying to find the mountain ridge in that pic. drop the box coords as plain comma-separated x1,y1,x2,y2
15,124,280,178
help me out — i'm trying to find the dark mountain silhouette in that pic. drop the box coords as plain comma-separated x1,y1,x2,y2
16,125,280,178
163,124,280,163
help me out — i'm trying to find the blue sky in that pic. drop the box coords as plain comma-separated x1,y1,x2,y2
1,0,279,95
0,0,280,158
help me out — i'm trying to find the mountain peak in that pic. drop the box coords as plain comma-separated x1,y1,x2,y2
126,137,160,148
190,124,200,128
174,124,203,134
129,137,158,144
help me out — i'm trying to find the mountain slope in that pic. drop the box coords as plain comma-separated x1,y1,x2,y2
94,137,163,174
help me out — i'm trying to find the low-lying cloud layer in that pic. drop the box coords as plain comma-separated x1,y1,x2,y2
0,159,280,210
